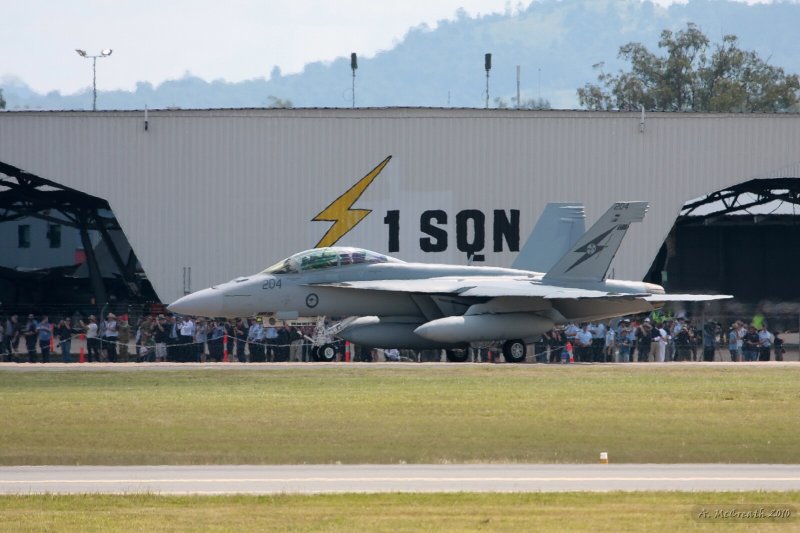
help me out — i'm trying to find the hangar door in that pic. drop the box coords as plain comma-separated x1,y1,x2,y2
645,178,800,302
0,160,158,314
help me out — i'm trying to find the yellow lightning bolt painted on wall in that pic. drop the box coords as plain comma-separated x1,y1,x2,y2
313,156,392,248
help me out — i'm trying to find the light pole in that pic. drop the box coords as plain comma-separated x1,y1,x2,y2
75,49,112,111
350,53,358,108
484,53,492,109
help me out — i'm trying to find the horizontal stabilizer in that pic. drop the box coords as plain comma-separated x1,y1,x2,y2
644,294,733,302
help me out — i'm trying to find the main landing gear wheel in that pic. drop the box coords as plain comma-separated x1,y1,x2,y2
445,349,469,363
310,346,319,361
317,343,337,363
502,339,527,363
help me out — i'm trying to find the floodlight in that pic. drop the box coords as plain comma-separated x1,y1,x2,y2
74,48,114,111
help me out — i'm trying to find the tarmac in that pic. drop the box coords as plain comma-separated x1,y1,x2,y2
2,464,800,494
0,360,798,371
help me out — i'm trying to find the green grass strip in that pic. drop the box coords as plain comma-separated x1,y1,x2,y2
1,365,799,465
1,492,798,532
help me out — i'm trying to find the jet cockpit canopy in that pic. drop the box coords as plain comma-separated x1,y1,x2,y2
262,247,403,274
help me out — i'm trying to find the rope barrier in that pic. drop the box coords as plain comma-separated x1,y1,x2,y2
4,333,303,350
1,324,793,363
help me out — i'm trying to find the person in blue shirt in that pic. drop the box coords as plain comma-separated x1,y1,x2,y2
36,316,52,363
742,325,760,362
617,320,633,362
702,321,718,362
757,324,773,362
575,324,593,363
23,314,38,362
265,325,278,362
727,324,740,362
55,317,77,363
248,319,265,362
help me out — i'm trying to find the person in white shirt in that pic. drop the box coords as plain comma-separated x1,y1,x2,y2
103,313,119,362
178,317,195,362
589,323,606,362
194,318,208,363
736,320,746,353
83,315,100,362
652,323,669,363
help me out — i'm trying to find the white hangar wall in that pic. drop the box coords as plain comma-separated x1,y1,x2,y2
1,108,799,304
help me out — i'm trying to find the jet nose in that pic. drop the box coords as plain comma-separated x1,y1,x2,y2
167,288,223,317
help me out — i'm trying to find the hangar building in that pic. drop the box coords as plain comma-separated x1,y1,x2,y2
1,108,798,310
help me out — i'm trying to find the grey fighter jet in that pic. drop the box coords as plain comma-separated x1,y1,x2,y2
168,202,730,362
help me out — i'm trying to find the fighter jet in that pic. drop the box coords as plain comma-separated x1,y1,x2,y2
168,202,731,362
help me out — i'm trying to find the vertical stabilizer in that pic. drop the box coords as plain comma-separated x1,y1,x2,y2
543,201,648,282
512,203,585,272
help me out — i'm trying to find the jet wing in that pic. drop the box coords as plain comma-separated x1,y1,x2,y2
315,277,646,300
643,294,733,302
459,284,643,299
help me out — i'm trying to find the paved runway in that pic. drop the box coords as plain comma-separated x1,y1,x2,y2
2,464,800,494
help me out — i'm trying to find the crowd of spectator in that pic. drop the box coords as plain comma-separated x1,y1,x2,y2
532,316,787,363
0,313,316,363
0,312,790,363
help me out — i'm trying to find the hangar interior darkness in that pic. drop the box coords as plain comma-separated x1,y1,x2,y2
645,178,800,303
0,161,158,314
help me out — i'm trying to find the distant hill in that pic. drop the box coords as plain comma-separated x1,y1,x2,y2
4,0,800,110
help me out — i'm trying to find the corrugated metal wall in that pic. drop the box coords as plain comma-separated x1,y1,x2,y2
1,109,799,304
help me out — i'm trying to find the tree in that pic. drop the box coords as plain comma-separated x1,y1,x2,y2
578,23,800,112
266,95,292,108
0,89,5,110
494,96,551,110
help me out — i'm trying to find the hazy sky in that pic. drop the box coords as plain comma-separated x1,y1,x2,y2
4,0,766,96
2,0,523,94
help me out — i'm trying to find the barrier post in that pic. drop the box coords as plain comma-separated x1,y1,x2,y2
223,333,229,362
79,333,85,363
567,342,574,363
344,341,351,362
49,324,55,352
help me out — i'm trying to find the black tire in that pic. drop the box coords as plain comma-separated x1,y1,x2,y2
317,343,337,362
503,340,527,363
310,346,319,362
445,349,469,363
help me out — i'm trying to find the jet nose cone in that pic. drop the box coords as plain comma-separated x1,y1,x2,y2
167,288,223,317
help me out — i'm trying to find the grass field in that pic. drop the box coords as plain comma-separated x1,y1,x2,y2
1,365,799,465
1,492,798,531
